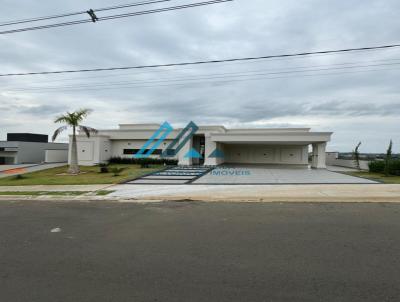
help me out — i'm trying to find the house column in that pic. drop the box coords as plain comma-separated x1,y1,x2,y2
204,135,217,166
311,142,327,169
178,137,193,166
204,136,225,166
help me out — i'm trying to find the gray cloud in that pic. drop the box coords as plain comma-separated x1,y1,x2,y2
0,0,400,151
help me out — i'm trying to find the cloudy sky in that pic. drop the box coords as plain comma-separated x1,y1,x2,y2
1,0,399,152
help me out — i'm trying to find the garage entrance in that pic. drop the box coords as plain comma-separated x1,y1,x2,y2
223,144,309,166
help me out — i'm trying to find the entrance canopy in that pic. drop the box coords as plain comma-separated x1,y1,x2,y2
210,131,332,145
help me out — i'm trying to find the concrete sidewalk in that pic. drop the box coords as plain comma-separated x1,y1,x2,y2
109,184,400,203
0,183,400,203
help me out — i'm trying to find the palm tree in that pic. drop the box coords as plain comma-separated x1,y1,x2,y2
353,141,362,170
385,140,393,176
52,109,97,174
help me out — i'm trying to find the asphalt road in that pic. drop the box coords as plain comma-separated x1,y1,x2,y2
1,201,400,302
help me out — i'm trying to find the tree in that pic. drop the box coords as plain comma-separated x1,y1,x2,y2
385,140,393,176
52,109,97,174
353,142,362,170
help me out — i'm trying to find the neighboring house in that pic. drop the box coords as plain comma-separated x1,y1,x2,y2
0,133,68,165
69,124,332,168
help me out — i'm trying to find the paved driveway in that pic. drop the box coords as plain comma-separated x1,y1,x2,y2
193,165,377,184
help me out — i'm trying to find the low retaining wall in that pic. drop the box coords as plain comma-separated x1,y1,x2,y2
327,158,370,170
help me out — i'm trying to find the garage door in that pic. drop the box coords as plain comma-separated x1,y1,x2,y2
280,148,302,164
224,145,305,165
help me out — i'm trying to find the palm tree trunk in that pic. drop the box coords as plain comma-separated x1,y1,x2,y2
68,126,80,174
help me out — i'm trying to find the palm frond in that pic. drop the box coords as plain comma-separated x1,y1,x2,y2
54,114,71,124
79,125,98,138
52,125,68,141
75,109,92,123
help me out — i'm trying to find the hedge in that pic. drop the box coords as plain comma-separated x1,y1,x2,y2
387,160,400,176
368,160,385,173
369,159,400,175
108,156,178,166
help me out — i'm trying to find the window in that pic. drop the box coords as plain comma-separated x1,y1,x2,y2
123,149,162,155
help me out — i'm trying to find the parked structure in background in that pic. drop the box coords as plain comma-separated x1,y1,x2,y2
69,123,333,168
0,133,68,165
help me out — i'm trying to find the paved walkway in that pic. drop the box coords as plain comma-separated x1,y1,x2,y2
127,166,213,184
193,165,376,184
0,163,66,178
0,164,37,172
109,184,400,203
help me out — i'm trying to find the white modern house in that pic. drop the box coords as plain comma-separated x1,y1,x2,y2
0,133,68,165
69,124,332,169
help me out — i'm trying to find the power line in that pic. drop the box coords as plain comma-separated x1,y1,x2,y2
6,67,400,94
0,0,174,27
5,61,400,92
1,43,400,77
20,57,400,86
0,0,232,35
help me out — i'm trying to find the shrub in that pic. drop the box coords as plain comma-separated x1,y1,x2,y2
108,157,178,166
110,167,126,176
387,160,400,176
99,163,109,173
368,161,385,173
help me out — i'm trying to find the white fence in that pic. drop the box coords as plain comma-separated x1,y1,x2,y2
45,149,68,163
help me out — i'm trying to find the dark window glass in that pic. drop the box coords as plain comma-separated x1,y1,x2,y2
123,149,162,155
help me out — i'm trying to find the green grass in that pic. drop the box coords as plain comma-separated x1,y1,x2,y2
0,190,115,196
347,171,400,184
0,164,163,186
0,191,88,196
94,190,115,196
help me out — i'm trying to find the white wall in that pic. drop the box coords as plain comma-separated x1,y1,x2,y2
15,142,68,164
72,137,178,166
45,149,68,163
327,158,370,170
326,152,370,170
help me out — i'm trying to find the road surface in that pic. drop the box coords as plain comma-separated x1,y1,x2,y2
0,200,399,301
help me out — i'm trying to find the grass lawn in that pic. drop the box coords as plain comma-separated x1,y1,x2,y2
0,164,163,186
0,190,115,196
347,171,400,184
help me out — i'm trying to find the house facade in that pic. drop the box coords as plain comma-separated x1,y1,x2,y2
0,133,68,165
69,124,332,169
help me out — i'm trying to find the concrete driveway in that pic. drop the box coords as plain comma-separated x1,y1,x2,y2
193,164,377,184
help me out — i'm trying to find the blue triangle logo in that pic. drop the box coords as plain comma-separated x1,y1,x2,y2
209,148,225,158
185,148,202,159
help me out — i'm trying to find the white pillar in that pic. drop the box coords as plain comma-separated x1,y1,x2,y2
311,143,327,169
178,137,193,166
204,136,225,166
204,136,217,166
